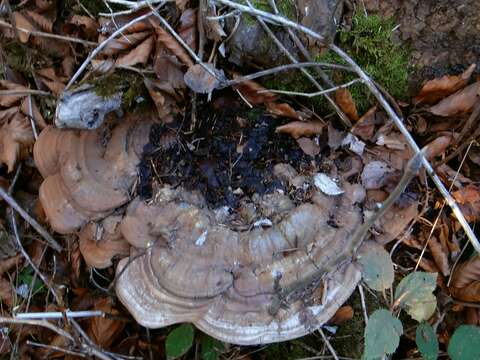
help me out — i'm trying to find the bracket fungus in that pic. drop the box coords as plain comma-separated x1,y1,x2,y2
34,114,153,234
116,185,363,345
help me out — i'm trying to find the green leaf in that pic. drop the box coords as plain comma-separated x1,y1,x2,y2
394,271,437,322
18,267,44,294
165,324,194,360
363,309,403,360
201,335,224,360
448,325,480,360
416,322,438,360
358,241,394,291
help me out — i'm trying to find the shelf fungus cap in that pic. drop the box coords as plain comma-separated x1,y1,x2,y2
116,186,363,345
34,115,153,234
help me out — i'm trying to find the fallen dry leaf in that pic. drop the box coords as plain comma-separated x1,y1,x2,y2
430,81,480,117
20,97,47,129
0,80,30,107
178,8,197,53
116,36,154,67
12,12,35,43
233,78,277,105
352,106,378,141
296,137,320,156
276,120,324,139
184,63,223,94
154,49,185,89
266,102,302,120
428,236,450,277
64,15,99,39
336,88,359,121
88,298,125,348
24,10,53,33
449,256,480,302
144,78,178,123
0,112,35,172
452,184,480,222
152,20,194,67
100,31,151,56
329,305,354,325
415,64,476,105
423,135,452,160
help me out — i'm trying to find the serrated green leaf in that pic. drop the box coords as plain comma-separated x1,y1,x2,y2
358,242,394,291
448,325,480,360
416,322,438,360
166,324,194,360
394,271,437,322
363,309,403,360
201,335,224,360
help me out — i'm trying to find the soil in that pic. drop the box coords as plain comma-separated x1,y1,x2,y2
137,91,320,208
360,0,480,87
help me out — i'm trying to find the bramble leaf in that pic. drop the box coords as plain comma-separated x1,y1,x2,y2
166,324,194,359
448,325,480,360
416,322,438,360
364,309,403,360
358,241,394,291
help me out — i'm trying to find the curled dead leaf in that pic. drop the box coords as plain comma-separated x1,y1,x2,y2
100,31,151,56
24,10,53,33
12,11,35,43
178,8,197,53
0,112,35,172
0,80,30,107
336,88,359,121
152,20,194,67
116,36,154,67
276,120,324,139
449,256,480,302
329,305,354,325
430,81,480,117
452,184,480,222
428,236,450,277
415,64,476,105
88,298,125,348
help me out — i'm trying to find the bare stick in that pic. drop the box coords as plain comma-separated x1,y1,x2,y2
358,284,368,325
27,95,38,140
318,328,339,360
0,19,97,46
261,78,362,97
10,210,62,304
0,89,52,97
222,62,352,88
215,0,480,254
0,186,62,252
27,340,87,358
65,9,161,90
70,319,115,360
15,310,104,320
0,317,74,342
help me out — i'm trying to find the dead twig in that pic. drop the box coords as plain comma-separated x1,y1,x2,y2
27,340,87,358
0,317,74,342
261,78,363,97
0,19,97,46
9,209,63,305
15,310,104,320
215,0,480,255
0,186,62,252
318,328,339,360
0,89,52,97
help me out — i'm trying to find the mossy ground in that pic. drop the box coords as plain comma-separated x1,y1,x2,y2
261,12,411,116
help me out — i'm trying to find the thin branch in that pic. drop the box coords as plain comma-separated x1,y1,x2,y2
0,19,97,46
15,310,104,320
0,186,62,252
0,89,52,97
10,209,62,305
358,284,368,326
0,317,74,342
27,340,87,358
221,62,353,88
318,327,339,360
215,0,480,254
261,78,362,98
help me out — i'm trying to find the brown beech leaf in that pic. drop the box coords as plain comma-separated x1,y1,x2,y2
430,81,480,117
152,20,194,67
88,298,125,348
0,107,18,123
37,68,68,83
62,56,76,78
352,106,378,141
116,36,154,67
100,31,151,56
144,78,179,123
329,305,354,325
296,137,320,156
0,80,29,107
184,63,224,94
0,113,35,172
275,120,324,139
20,97,47,129
24,10,53,33
13,11,35,43
38,78,65,96
452,184,480,222
0,254,22,275
65,15,99,39
449,256,480,302
0,278,14,307
35,0,54,11
423,135,452,160
428,236,450,277
415,64,476,105
178,8,197,53
154,49,185,89
336,88,359,121
233,78,277,105
266,102,302,120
